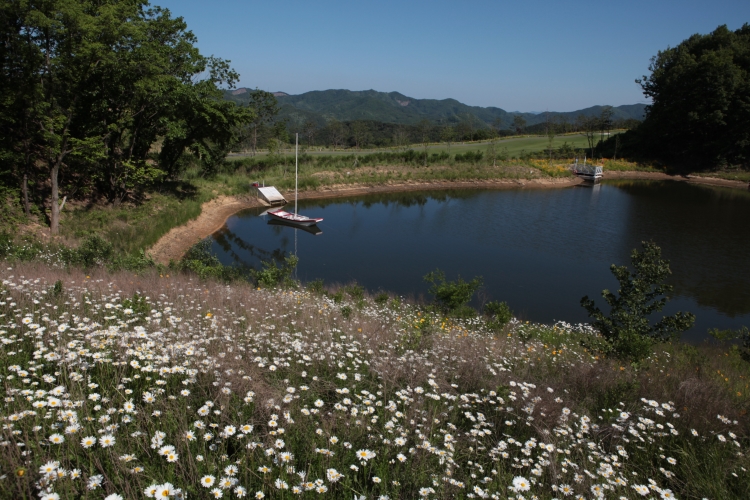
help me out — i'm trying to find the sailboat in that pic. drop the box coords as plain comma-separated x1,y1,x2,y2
267,133,323,227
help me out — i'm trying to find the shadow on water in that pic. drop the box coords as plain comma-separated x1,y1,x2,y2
211,181,750,342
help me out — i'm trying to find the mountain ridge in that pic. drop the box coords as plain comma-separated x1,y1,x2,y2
224,88,646,129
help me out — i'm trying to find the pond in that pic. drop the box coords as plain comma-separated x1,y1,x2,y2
209,180,750,342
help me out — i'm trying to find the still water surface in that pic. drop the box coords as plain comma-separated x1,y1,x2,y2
210,180,750,342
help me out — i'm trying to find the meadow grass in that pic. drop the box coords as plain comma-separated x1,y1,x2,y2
57,173,252,257
0,261,747,499
229,133,619,161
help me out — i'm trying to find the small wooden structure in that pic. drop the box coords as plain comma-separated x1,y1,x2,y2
256,186,286,206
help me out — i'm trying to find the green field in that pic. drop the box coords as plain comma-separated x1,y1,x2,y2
229,131,622,161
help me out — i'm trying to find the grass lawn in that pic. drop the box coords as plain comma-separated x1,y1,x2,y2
228,132,625,161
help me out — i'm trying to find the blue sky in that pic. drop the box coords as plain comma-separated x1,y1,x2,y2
153,0,750,112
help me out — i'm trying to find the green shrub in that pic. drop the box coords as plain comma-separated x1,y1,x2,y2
75,235,114,268
109,250,157,273
51,280,63,297
580,241,695,363
483,300,513,330
0,232,13,258
122,292,150,316
345,283,365,301
253,254,299,289
307,279,325,295
176,239,246,282
424,269,482,317
709,326,750,363
374,292,389,306
340,305,353,319
454,151,484,163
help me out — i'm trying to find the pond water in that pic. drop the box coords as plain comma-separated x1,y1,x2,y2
210,180,750,342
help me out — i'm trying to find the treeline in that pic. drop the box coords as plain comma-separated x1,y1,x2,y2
0,0,255,233
234,103,640,153
600,24,750,170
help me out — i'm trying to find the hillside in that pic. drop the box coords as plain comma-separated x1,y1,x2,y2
224,88,647,128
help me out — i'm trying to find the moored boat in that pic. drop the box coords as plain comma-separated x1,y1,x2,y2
267,133,323,228
267,209,323,227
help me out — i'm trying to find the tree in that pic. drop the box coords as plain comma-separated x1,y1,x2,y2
580,241,695,362
247,90,279,156
491,117,502,138
303,120,317,148
0,0,253,232
416,119,431,166
577,114,599,159
512,115,526,134
393,125,410,151
544,112,556,161
464,114,476,142
636,24,750,167
350,121,368,150
486,138,498,167
440,125,455,154
159,76,254,179
598,106,614,146
327,118,344,150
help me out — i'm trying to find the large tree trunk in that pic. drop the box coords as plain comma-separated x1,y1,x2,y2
50,162,60,235
22,167,30,217
49,154,67,235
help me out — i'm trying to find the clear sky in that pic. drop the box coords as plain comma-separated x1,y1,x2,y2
152,0,750,112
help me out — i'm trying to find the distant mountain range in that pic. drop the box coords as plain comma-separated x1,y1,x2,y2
224,88,647,129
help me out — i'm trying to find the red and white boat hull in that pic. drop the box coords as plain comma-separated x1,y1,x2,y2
267,209,323,227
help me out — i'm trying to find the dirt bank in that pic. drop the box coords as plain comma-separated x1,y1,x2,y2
147,172,747,264
148,195,263,265
604,170,749,189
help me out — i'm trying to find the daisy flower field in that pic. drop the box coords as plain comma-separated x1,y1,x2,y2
0,262,748,499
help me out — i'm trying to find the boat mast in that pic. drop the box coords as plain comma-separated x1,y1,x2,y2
295,133,298,216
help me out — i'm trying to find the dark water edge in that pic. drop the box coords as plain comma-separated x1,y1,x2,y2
210,180,750,343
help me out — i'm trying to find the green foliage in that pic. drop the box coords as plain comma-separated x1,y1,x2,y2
51,280,63,297
483,300,513,330
709,326,750,362
581,241,696,362
340,305,353,320
306,279,325,295
226,88,646,142
252,254,299,289
454,150,484,163
0,0,255,231
108,250,157,274
75,235,113,268
593,380,640,415
177,239,246,282
344,283,365,302
122,292,150,317
636,24,750,168
423,269,482,318
374,292,390,306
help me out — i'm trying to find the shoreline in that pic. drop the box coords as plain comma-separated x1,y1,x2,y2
147,172,748,264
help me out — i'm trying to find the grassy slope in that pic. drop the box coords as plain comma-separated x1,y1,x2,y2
229,133,612,159
0,263,747,499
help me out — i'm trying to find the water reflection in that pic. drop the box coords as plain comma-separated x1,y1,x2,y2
211,181,750,341
614,181,750,317
267,219,324,235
